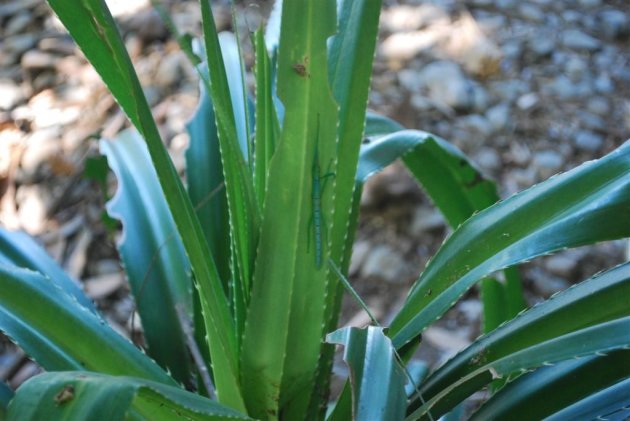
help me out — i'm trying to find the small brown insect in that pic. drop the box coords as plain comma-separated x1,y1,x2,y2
292,56,310,78
54,385,75,405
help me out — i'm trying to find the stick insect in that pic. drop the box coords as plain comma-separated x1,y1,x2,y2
309,114,335,268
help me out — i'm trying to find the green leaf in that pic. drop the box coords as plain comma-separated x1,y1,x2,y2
0,230,96,313
480,278,507,334
218,32,252,162
390,140,630,350
240,0,338,417
253,28,280,211
46,0,243,409
326,327,406,421
0,265,174,385
409,262,630,419
328,0,383,264
83,155,109,191
364,111,404,137
313,2,383,417
185,74,231,289
200,0,260,310
545,377,630,421
184,70,230,388
101,130,193,385
357,127,527,332
471,350,630,420
6,372,251,421
356,129,498,225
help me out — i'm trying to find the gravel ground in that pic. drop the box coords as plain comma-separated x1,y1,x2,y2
0,0,628,403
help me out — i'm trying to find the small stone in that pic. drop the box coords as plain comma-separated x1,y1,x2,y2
381,4,450,32
533,150,563,173
143,86,161,107
474,147,501,171
470,84,490,112
451,14,503,77
509,142,531,166
576,111,605,131
0,80,24,110
125,8,167,42
490,80,529,103
4,34,37,55
349,240,371,276
496,0,516,9
485,103,511,131
125,35,143,60
379,31,439,61
594,74,613,93
38,37,76,55
398,68,422,92
420,61,474,111
561,10,583,24
516,93,539,110
598,10,629,40
5,11,31,36
528,35,555,59
578,0,601,6
84,273,125,300
587,97,610,116
155,52,184,88
92,259,121,275
410,206,445,235
32,72,57,92
409,94,433,112
574,130,603,152
593,48,616,71
20,128,62,179
21,50,57,69
361,244,405,284
458,114,493,139
546,76,592,99
458,300,482,323
0,0,39,17
530,267,570,297
561,29,601,52
518,3,544,22
564,57,588,82
510,167,536,188
544,253,578,278
16,184,49,235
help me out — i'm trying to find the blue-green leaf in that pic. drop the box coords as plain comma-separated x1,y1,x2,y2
390,140,630,350
0,265,174,385
545,378,630,421
326,326,406,421
7,372,251,421
0,230,96,313
101,130,193,385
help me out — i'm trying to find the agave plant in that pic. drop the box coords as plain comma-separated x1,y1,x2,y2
1,1,629,420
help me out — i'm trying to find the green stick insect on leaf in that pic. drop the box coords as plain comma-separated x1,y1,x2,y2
309,114,336,268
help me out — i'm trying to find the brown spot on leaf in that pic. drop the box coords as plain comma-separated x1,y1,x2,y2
292,56,310,78
54,385,75,405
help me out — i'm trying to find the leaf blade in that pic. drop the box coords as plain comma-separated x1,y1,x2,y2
410,262,630,418
101,130,193,385
0,265,174,384
6,372,251,421
390,140,630,349
326,327,406,421
43,0,243,408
